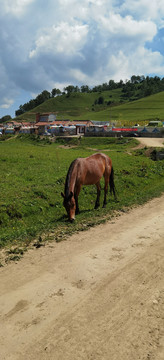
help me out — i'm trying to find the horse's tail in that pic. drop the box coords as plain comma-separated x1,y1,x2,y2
109,166,117,200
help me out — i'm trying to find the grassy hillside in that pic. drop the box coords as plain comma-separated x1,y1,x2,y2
93,91,164,126
16,90,164,126
16,89,123,122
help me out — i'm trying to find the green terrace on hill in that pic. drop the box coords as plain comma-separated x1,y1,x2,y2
15,89,164,126
96,91,164,126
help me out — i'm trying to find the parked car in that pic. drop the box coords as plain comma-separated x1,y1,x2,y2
127,132,139,137
44,131,51,136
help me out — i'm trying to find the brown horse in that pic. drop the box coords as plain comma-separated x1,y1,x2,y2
61,153,116,222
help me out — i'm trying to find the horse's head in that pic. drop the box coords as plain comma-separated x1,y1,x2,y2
61,191,76,222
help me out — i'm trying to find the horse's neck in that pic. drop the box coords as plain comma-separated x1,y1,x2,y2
65,161,78,196
69,165,77,193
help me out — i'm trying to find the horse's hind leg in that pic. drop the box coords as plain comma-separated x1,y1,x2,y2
95,182,101,209
103,174,109,208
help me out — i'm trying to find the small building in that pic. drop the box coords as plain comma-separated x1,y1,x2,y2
35,122,51,135
5,127,15,134
36,113,57,123
19,125,37,134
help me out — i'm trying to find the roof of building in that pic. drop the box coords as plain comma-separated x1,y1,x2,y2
35,122,53,126
37,112,57,115
35,120,92,127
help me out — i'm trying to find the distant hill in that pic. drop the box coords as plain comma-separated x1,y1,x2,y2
15,89,164,126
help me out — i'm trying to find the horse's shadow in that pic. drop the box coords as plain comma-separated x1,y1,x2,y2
57,209,90,223
57,199,118,223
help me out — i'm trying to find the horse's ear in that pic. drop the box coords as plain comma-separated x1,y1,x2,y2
61,192,65,198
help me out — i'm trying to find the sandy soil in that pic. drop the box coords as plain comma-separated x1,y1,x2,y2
0,193,164,360
136,137,164,148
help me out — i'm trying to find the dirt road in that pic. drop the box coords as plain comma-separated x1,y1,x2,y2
0,193,164,360
136,137,164,148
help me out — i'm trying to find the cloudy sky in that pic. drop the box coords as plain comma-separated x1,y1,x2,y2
1,0,164,118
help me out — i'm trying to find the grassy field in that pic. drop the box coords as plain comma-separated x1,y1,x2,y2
0,135,164,258
16,90,164,126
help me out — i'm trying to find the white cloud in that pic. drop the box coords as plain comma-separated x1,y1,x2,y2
29,22,89,58
104,47,164,82
99,13,157,41
58,0,89,19
121,0,164,23
69,68,88,83
0,98,14,109
1,0,35,16
132,47,164,74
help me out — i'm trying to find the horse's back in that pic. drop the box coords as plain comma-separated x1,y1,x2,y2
76,153,111,185
87,152,111,162
86,153,112,170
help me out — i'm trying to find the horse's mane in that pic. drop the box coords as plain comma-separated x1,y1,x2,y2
65,159,78,198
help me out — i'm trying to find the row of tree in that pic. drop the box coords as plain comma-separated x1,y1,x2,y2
14,75,164,117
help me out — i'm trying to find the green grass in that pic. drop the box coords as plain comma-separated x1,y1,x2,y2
15,90,164,126
0,135,164,251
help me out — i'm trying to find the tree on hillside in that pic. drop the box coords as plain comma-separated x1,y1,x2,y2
80,85,90,93
64,85,80,95
51,88,61,97
92,84,103,92
122,81,135,98
138,76,163,97
15,105,24,116
98,96,104,104
94,96,104,105
101,83,109,91
131,75,145,84
108,80,117,90
0,115,12,122
35,90,51,106
117,79,124,88
15,90,51,116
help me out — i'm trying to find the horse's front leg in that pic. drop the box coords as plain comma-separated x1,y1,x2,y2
74,185,81,214
95,182,101,209
75,195,79,214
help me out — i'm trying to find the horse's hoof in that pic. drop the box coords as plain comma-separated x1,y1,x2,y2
94,205,100,209
70,218,75,223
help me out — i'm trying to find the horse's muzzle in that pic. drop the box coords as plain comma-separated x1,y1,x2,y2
70,218,75,223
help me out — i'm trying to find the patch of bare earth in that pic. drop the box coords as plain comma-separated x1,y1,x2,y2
58,145,77,149
133,137,164,149
0,194,164,360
